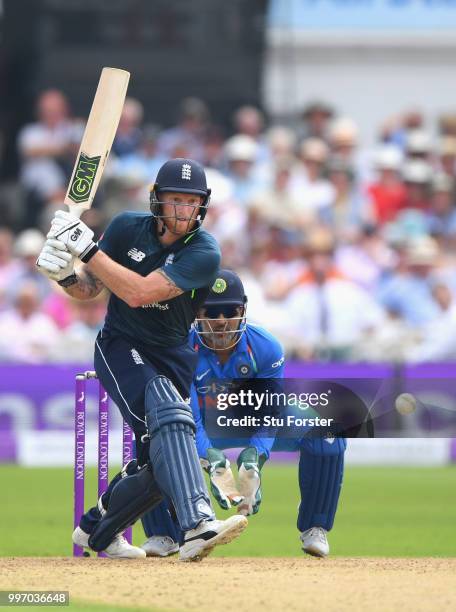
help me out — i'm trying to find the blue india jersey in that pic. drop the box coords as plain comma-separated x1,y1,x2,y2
188,323,285,459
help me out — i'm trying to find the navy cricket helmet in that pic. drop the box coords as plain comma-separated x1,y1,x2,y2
195,269,248,351
150,158,211,231
204,269,247,307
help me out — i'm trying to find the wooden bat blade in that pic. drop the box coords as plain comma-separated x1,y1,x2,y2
64,67,130,217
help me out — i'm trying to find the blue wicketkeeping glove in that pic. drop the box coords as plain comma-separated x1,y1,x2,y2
236,447,266,516
201,448,244,510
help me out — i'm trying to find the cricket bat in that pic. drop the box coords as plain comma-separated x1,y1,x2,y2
64,67,130,218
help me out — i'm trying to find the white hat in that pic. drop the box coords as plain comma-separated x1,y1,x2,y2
330,117,359,145
406,130,432,154
375,145,403,170
225,135,258,162
406,237,439,266
300,138,329,162
402,160,432,184
14,229,45,257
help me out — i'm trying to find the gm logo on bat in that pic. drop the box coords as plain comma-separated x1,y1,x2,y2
68,152,101,203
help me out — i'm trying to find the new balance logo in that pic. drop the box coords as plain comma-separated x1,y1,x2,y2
127,248,146,262
182,163,191,180
130,349,144,365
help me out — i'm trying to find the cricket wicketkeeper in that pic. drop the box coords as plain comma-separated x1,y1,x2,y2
141,270,346,559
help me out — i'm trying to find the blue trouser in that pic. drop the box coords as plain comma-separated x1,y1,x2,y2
141,435,346,543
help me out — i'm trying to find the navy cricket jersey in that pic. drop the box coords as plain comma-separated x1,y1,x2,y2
98,212,221,348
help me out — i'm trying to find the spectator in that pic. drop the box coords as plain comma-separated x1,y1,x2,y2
0,228,22,309
9,229,50,302
298,100,334,142
405,130,433,162
249,160,313,232
378,236,441,326
223,134,264,206
0,281,60,363
55,294,107,362
367,145,407,224
110,125,167,188
402,160,433,212
289,138,335,216
112,97,144,158
157,97,209,162
17,89,81,227
324,157,368,236
406,281,456,362
232,105,268,163
426,173,456,243
436,137,456,200
280,228,384,361
336,224,397,292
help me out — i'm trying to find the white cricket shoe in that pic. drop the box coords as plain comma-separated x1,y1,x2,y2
72,526,146,559
72,526,91,549
179,515,248,562
104,534,146,559
300,527,330,558
141,535,179,557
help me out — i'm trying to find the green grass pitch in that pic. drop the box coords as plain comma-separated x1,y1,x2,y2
1,463,455,557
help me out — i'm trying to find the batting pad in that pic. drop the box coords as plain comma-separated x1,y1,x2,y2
145,376,215,531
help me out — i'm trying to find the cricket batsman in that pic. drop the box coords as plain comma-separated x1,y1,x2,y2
141,269,346,558
36,158,247,560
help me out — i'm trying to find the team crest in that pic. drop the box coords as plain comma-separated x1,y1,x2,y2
238,363,251,377
212,278,227,294
182,163,192,180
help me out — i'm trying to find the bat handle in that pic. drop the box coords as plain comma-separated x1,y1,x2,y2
66,204,86,220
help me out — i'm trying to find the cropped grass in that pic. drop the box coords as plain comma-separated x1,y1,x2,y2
1,464,455,557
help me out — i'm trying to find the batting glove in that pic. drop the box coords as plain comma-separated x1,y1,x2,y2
201,448,244,510
236,447,265,516
47,210,98,263
36,238,76,283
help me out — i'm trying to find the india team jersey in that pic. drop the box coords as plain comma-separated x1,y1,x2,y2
188,323,285,458
98,211,221,348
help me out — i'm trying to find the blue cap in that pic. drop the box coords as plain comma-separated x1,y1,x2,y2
205,269,247,306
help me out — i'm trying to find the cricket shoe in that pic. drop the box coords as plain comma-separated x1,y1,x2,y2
179,515,248,562
72,526,146,559
141,535,179,557
300,527,329,558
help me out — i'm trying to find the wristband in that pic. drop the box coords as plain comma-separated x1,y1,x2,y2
80,243,99,263
58,273,78,287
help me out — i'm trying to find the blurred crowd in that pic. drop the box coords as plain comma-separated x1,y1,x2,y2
2,90,456,363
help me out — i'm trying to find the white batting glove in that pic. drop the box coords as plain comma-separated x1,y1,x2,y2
36,238,76,282
47,210,98,263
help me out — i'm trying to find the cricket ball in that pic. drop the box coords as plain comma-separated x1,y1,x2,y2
395,393,417,415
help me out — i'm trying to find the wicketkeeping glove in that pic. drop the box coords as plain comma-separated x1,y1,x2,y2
36,238,76,282
236,447,266,516
47,210,98,263
201,448,244,510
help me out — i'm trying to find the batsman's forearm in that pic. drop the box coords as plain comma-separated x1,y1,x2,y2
86,250,182,307
62,266,104,300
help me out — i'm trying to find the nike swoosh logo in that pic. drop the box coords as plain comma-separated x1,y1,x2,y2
196,369,211,381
